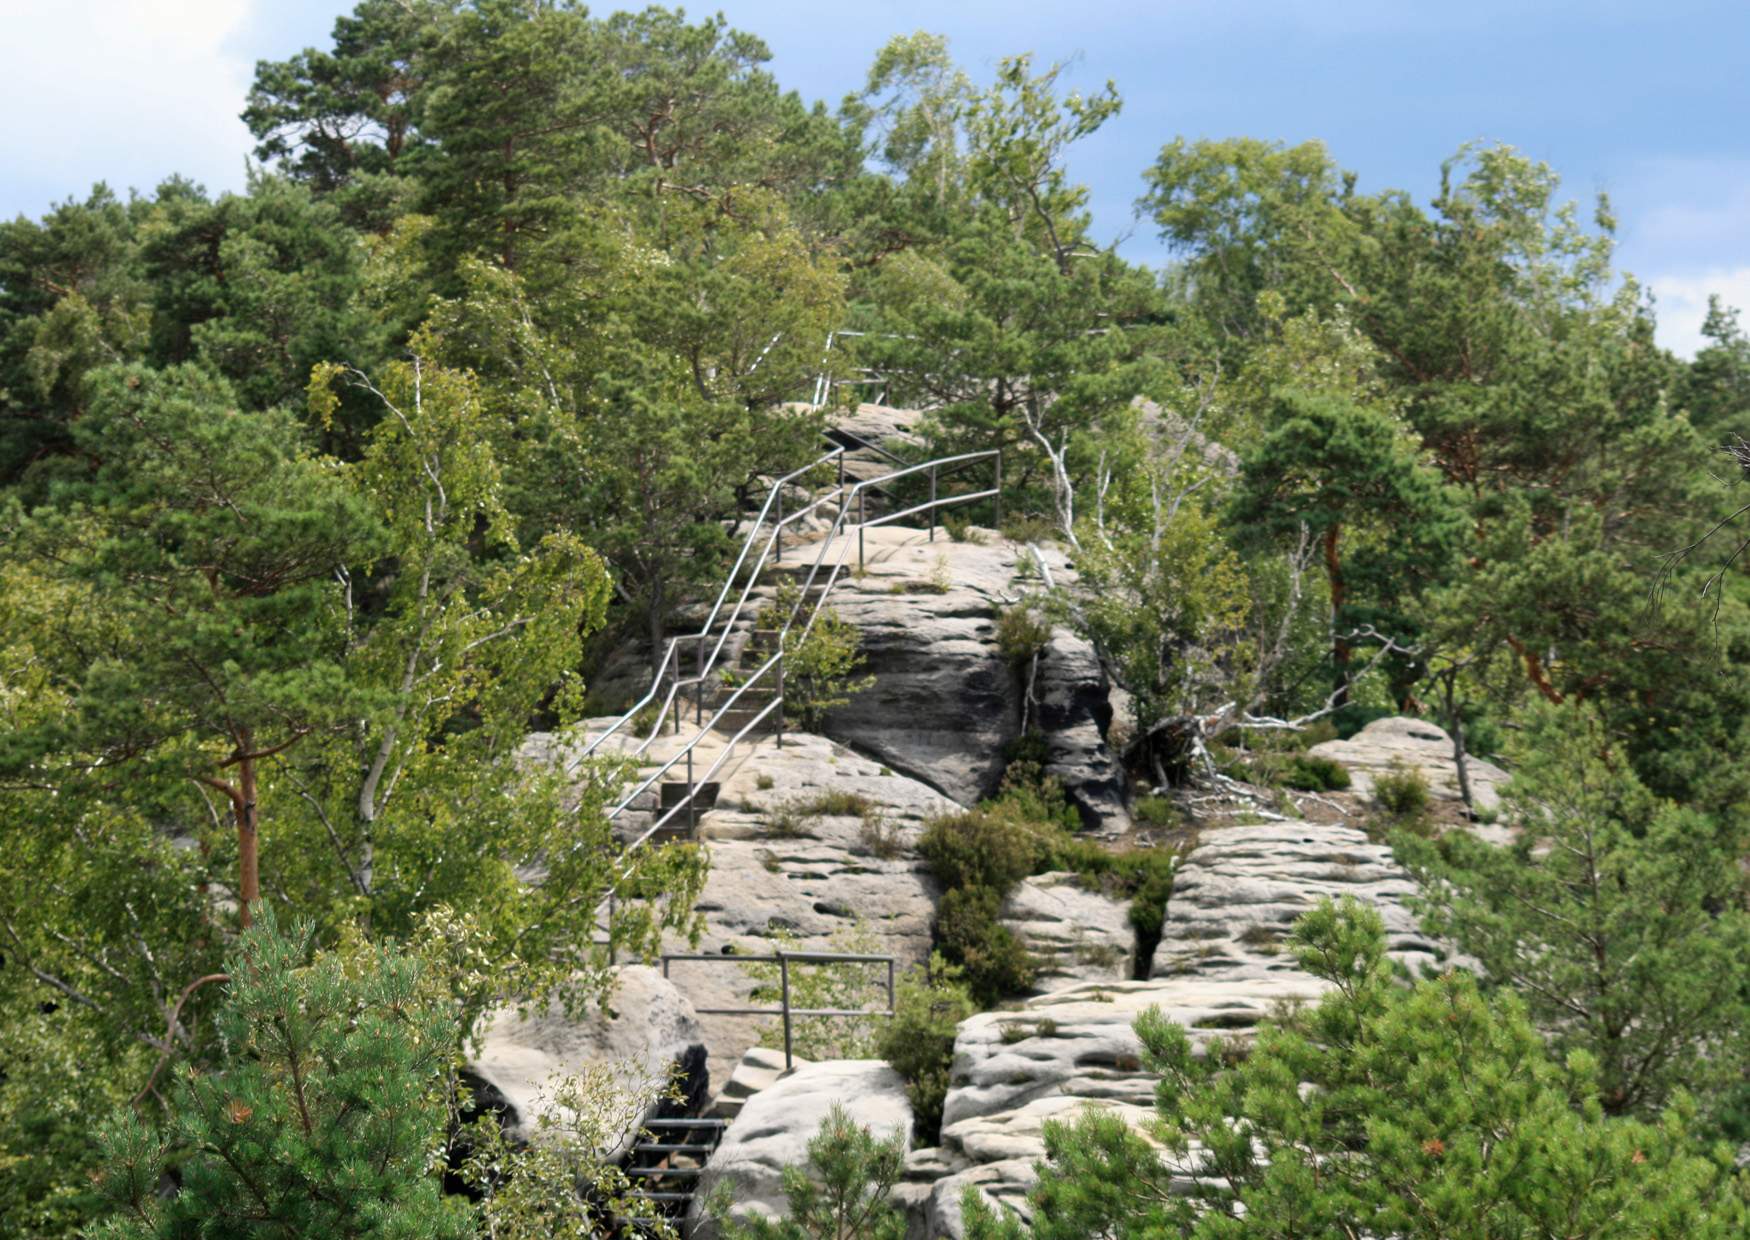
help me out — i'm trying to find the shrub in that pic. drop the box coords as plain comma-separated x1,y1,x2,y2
943,514,988,544
935,886,1035,1004
857,814,904,860
1133,794,1179,828
876,956,975,1143
995,603,1052,664
1280,754,1352,792
800,790,878,818
1373,762,1431,818
712,1104,906,1240
919,808,1045,894
744,924,884,1061
757,581,874,731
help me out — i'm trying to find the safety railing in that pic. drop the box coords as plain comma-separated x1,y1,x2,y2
662,950,896,1071
565,443,847,770
590,444,1001,958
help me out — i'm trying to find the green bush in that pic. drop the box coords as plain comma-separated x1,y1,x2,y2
758,580,874,731
918,808,1044,894
1373,762,1431,818
1133,794,1179,828
995,603,1052,664
876,956,975,1143
935,887,1035,1004
1280,754,1352,792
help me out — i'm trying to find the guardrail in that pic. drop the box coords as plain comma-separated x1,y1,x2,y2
588,438,1001,960
662,951,896,1071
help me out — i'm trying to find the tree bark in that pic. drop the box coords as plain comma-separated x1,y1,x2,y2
237,743,260,929
1323,524,1351,707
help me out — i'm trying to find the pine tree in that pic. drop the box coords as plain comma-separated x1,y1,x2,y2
90,910,474,1239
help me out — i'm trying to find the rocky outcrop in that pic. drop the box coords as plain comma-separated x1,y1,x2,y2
1033,629,1130,833
1151,821,1447,981
667,732,953,1082
1309,715,1510,814
689,1059,913,1237
465,965,706,1152
812,529,1126,829
920,819,1446,1236
1000,871,1135,989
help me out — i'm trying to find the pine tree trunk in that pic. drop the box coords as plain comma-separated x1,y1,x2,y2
238,748,260,929
1323,524,1350,707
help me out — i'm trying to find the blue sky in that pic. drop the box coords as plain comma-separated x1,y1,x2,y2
5,0,1748,353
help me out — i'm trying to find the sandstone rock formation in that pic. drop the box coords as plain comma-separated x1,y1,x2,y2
664,731,952,1079
918,818,1451,1236
689,1059,913,1237
465,965,706,1152
1309,715,1510,812
999,871,1135,989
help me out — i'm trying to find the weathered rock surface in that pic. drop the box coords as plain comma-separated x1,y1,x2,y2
1151,820,1448,981
1309,715,1510,813
808,529,1125,828
1034,628,1130,833
1000,871,1135,989
711,1045,810,1120
689,1059,913,1237
665,732,952,1085
924,819,1446,1236
465,965,705,1151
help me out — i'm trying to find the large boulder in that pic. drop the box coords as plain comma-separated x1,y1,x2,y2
689,1059,913,1237
813,529,1125,828
1309,715,1509,812
465,965,706,1153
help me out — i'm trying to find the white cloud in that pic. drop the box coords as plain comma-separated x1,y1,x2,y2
1649,267,1750,358
0,0,258,212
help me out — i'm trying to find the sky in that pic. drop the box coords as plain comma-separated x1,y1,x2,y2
4,0,1748,355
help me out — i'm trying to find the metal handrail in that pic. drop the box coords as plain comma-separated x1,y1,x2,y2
568,444,845,767
663,950,897,1070
591,443,1002,957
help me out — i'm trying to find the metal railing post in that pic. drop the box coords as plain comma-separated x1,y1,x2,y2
686,747,695,834
858,488,867,570
775,489,783,564
779,952,794,1072
929,465,937,541
696,634,705,724
775,654,785,750
994,450,1003,530
886,956,895,1013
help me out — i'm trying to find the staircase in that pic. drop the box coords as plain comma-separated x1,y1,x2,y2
622,1116,731,1235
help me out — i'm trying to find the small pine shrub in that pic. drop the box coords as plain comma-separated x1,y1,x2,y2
995,604,1052,664
935,886,1035,1004
943,514,988,544
756,773,775,791
1280,754,1352,792
1133,794,1179,828
876,956,975,1144
1373,762,1431,819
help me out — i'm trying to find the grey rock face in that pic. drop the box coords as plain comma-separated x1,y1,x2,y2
1151,820,1450,981
1309,715,1510,813
689,1059,913,1237
1000,871,1135,989
465,965,706,1152
813,531,1125,829
926,819,1443,1236
1033,629,1131,832
666,732,951,1084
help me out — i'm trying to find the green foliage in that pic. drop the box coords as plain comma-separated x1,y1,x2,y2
1396,705,1750,1122
877,956,976,1143
760,580,876,731
964,898,1750,1239
714,1104,908,1240
1372,761,1432,819
459,1061,680,1240
90,911,473,1239
934,886,1037,1005
995,602,1052,664
1278,753,1352,791
743,923,887,1061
